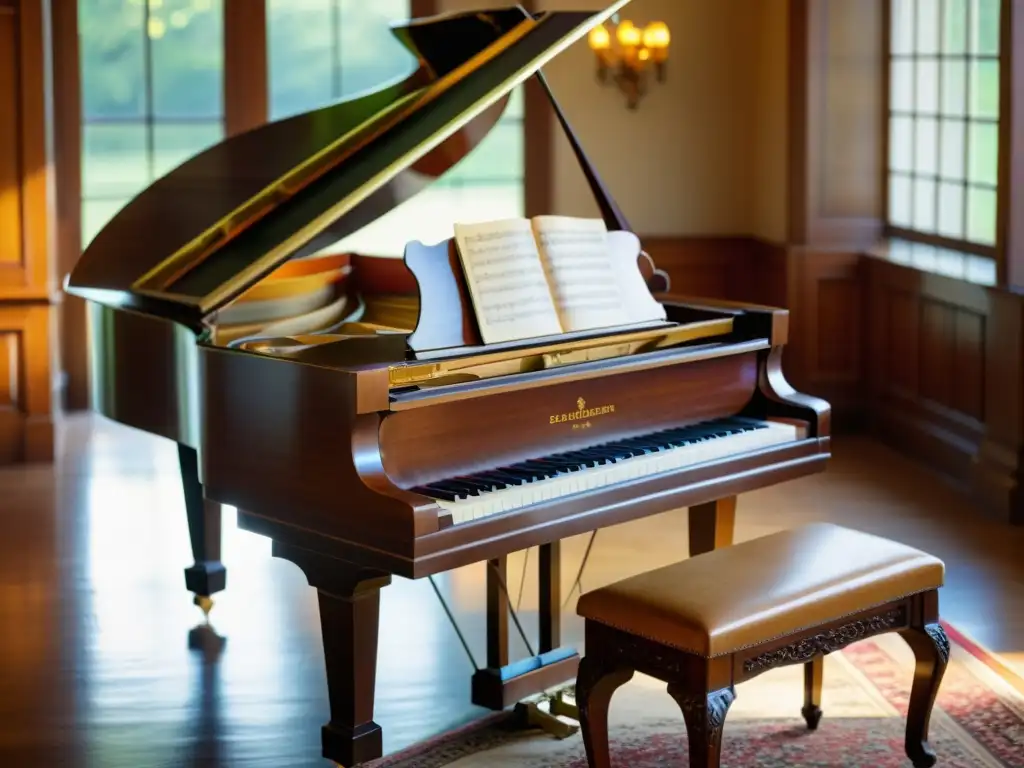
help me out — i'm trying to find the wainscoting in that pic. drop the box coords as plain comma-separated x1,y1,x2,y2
647,235,1022,525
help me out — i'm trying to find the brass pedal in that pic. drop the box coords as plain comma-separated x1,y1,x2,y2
549,685,579,720
511,699,579,739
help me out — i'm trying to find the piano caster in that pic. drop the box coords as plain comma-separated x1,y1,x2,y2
193,594,215,619
511,698,579,740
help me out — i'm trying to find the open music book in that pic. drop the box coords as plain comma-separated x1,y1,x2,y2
453,215,667,345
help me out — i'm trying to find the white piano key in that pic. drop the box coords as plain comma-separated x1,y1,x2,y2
433,420,799,525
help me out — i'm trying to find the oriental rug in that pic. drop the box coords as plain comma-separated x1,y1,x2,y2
370,622,1024,767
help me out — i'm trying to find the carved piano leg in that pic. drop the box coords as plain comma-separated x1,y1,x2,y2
178,444,225,616
688,496,736,556
272,541,391,767
472,545,580,734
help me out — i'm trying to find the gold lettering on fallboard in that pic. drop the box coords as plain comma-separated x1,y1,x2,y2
548,397,616,426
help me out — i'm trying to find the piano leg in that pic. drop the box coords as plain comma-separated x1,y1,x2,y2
471,544,581,717
271,540,392,767
178,444,226,616
688,495,736,556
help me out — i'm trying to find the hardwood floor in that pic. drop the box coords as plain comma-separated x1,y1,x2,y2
1,415,1021,766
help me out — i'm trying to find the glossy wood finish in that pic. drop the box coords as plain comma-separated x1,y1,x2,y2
203,295,827,764
0,0,56,463
271,542,392,768
203,335,829,576
380,352,761,488
178,444,226,599
575,590,946,768
1,417,1021,767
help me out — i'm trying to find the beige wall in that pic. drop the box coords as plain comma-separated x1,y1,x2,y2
437,0,791,240
751,0,790,243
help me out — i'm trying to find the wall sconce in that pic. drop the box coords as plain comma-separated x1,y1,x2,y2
587,19,670,109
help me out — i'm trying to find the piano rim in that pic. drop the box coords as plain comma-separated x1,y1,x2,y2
233,434,830,580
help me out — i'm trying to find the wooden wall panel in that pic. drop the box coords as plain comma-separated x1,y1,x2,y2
788,0,884,248
645,237,755,302
0,10,21,276
864,258,990,492
953,310,985,421
0,0,57,463
776,249,863,422
51,0,85,410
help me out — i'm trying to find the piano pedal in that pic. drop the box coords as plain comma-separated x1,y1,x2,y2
510,699,579,740
548,684,579,720
193,594,215,620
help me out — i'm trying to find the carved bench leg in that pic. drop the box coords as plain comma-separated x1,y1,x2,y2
900,623,949,768
575,654,634,768
802,658,823,729
667,684,735,768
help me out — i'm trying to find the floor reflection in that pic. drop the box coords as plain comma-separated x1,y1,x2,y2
0,415,1021,767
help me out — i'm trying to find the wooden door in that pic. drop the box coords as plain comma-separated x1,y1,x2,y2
0,0,56,463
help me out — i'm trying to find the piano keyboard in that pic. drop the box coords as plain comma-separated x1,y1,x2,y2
412,417,800,525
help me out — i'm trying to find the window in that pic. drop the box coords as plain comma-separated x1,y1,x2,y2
267,0,525,257
79,0,225,246
887,0,1001,250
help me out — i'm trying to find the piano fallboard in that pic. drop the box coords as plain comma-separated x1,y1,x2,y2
380,350,761,488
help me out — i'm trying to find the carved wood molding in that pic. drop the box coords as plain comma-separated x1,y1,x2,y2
669,686,735,747
925,623,951,665
742,605,907,674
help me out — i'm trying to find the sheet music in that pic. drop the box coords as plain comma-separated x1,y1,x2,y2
454,219,563,344
531,216,632,332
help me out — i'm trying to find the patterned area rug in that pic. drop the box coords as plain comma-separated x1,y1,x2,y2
371,623,1024,767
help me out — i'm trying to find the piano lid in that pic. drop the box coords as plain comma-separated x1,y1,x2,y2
66,1,632,330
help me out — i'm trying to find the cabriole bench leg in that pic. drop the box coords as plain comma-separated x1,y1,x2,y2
576,655,634,768
900,623,950,768
667,684,735,768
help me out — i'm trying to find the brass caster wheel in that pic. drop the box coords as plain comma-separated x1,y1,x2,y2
193,594,215,618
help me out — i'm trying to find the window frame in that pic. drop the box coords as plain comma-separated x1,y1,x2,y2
881,0,1002,259
79,0,226,246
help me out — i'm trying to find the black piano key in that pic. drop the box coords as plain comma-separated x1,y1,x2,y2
414,417,776,502
433,480,482,496
455,476,504,492
483,471,528,486
411,485,460,501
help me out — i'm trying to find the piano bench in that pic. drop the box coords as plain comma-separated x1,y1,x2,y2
572,523,948,768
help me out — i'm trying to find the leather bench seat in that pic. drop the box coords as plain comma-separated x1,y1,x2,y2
576,522,945,657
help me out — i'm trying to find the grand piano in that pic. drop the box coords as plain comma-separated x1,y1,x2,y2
67,2,830,765
64,1,545,615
